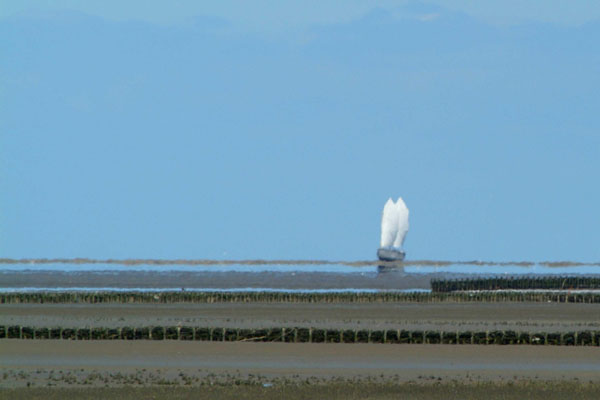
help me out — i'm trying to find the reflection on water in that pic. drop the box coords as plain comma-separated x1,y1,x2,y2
377,264,405,273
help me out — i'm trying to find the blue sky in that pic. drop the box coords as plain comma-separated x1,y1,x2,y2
1,1,599,261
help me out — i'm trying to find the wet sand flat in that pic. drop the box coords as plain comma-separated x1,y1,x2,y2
0,270,437,290
4,383,600,400
2,341,600,384
2,302,599,332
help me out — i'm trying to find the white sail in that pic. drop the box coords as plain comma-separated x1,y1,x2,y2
380,197,409,249
392,197,409,248
380,198,397,248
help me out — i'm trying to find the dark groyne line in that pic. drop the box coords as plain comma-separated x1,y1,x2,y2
2,257,599,267
1,325,600,346
3,291,600,304
432,277,600,292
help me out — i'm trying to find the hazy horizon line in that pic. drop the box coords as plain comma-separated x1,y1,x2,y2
1,258,599,268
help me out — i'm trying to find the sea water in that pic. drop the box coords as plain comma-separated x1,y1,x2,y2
1,261,599,292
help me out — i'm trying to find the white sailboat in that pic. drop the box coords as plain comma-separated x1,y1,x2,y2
377,197,409,261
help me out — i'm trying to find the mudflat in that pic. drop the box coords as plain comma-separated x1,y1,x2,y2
0,270,444,290
2,341,600,385
2,299,600,398
4,382,600,400
2,302,599,332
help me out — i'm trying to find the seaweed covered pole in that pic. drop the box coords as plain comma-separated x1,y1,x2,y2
377,197,409,262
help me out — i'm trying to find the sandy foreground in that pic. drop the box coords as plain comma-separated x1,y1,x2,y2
2,288,600,397
2,301,599,332
2,341,600,386
2,301,600,397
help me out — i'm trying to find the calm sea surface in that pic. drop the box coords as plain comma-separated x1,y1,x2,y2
1,262,599,274
2,262,599,292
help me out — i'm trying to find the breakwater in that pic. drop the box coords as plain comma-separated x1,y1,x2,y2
1,325,599,345
432,277,600,292
3,291,600,304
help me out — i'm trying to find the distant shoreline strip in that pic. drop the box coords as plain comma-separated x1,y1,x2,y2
2,287,600,294
0,287,430,293
0,258,599,267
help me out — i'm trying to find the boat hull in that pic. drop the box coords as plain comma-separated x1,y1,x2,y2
377,248,406,262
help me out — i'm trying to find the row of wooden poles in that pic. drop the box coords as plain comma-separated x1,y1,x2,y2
1,326,600,346
3,291,600,304
431,276,600,292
